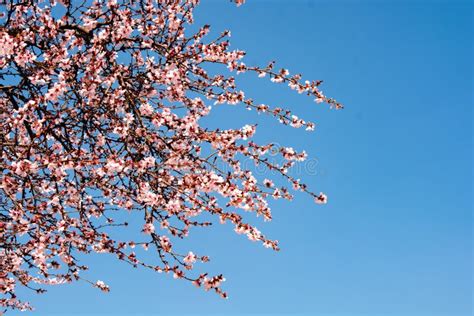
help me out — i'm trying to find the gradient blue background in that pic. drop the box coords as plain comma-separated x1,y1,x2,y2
12,0,472,315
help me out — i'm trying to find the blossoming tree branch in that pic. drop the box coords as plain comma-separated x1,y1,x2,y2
0,0,342,312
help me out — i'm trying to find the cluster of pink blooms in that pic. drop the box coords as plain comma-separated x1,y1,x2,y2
0,0,341,312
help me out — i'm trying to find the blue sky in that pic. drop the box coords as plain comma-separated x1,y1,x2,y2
13,0,472,315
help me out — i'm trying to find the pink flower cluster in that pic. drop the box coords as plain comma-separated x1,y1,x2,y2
0,0,341,312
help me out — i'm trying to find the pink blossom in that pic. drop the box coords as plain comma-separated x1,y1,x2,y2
143,223,155,234
11,160,38,177
183,251,197,265
95,280,110,292
139,103,154,116
263,179,274,188
159,236,172,252
315,192,328,204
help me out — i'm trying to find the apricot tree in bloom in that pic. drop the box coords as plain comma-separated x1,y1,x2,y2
0,0,342,312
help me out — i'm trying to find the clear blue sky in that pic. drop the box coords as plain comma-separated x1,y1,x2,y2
13,0,472,315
